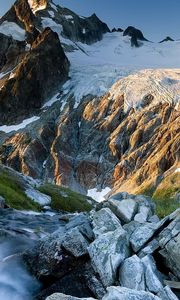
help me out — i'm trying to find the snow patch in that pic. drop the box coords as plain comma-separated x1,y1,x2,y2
25,188,51,206
50,2,58,12
41,17,63,36
42,92,60,108
87,187,111,202
65,15,73,20
0,116,40,133
49,10,55,18
0,21,26,41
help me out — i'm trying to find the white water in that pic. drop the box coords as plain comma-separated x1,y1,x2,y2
0,238,40,300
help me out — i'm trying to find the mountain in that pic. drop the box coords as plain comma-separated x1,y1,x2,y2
0,0,179,202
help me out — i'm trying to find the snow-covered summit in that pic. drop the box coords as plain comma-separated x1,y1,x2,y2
55,32,180,109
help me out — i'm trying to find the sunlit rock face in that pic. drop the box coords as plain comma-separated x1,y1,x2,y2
28,0,48,13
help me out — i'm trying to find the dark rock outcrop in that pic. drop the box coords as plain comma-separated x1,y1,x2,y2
0,33,25,71
111,27,123,33
37,6,111,45
123,26,149,47
0,27,69,124
159,36,174,43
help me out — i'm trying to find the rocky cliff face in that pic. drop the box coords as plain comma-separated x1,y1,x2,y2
0,89,179,197
0,27,69,124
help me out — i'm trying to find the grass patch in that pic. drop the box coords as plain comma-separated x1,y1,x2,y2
38,183,92,213
0,171,41,211
137,173,180,218
152,185,180,218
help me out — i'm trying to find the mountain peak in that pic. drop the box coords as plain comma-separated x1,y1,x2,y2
123,26,149,47
27,0,49,13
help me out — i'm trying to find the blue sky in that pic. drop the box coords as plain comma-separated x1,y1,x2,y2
1,0,180,41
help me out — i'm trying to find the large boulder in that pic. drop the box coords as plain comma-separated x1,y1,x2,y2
88,228,130,287
46,293,96,300
108,198,138,223
129,217,168,252
90,208,122,238
141,255,164,295
37,262,105,300
119,255,145,290
102,286,161,300
62,227,89,258
65,213,94,241
158,211,180,279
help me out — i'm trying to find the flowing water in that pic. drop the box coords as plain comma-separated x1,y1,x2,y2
0,209,65,300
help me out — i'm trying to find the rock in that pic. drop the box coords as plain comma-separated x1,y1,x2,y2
37,263,105,300
23,227,88,279
102,286,161,300
119,255,145,290
46,293,96,300
65,213,94,241
88,228,130,287
109,192,135,201
111,27,123,33
148,215,160,223
123,26,149,48
134,206,151,223
158,212,180,279
130,218,168,252
91,208,122,238
158,286,178,300
123,221,141,237
138,239,159,258
0,33,25,70
159,36,174,43
108,199,138,223
142,255,164,294
134,195,156,215
62,227,89,258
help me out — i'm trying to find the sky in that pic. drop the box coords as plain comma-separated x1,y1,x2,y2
1,0,180,41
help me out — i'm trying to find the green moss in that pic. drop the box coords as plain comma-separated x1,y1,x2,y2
38,183,92,213
0,172,41,211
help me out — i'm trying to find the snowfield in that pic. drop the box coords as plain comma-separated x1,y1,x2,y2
0,116,40,133
0,21,26,41
64,32,180,108
41,29,180,110
109,69,180,112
